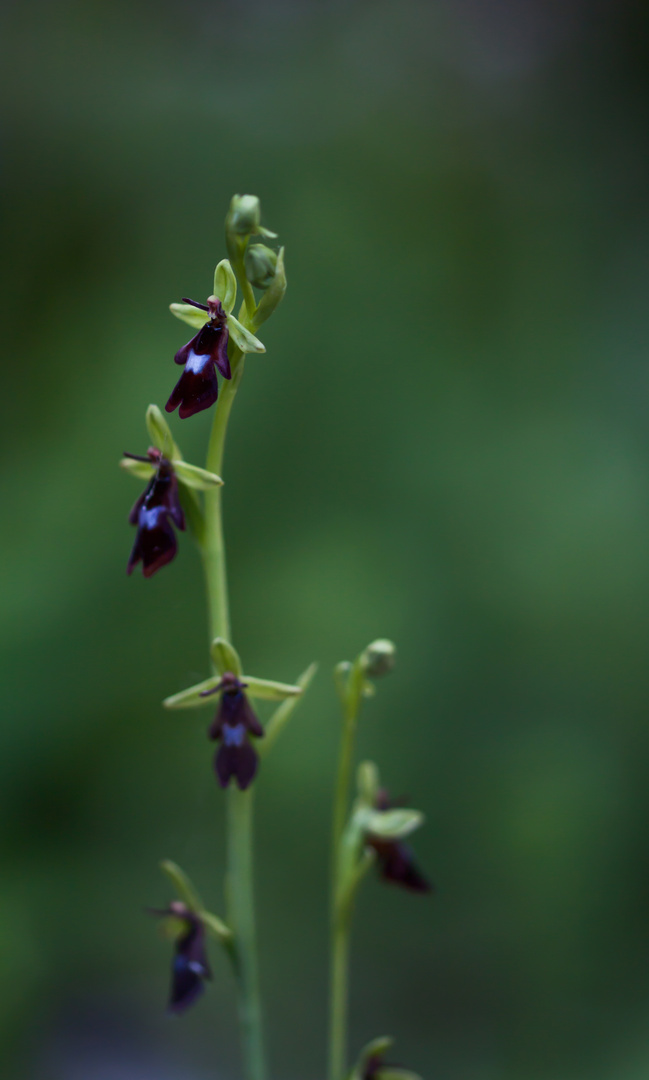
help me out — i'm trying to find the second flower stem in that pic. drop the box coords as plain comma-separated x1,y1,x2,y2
203,348,266,1080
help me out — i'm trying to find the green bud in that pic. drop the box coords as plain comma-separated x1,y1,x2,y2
244,243,278,290
227,194,262,237
360,638,396,678
226,312,266,354
213,259,237,314
365,807,424,840
210,637,243,677
357,760,379,807
252,246,287,329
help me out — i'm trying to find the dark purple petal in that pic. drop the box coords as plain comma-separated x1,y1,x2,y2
167,911,211,1015
215,728,258,790
174,330,201,366
128,490,146,526
372,838,432,893
127,505,178,578
165,352,219,419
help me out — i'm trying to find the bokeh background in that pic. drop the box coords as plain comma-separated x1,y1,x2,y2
2,0,649,1077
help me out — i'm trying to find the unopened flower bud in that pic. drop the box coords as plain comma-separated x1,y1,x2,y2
227,194,261,237
360,639,396,678
244,244,278,290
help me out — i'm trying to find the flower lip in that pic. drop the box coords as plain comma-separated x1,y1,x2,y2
148,902,212,1015
126,451,185,578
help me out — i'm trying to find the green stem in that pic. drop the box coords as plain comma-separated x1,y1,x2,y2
329,666,363,1080
202,346,266,1080
329,914,351,1080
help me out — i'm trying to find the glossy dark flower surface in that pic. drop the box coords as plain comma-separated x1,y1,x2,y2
367,790,432,894
202,672,264,790
149,901,212,1015
126,449,185,578
166,296,231,419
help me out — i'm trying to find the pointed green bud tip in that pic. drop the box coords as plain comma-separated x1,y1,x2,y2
360,639,396,678
244,243,278,290
213,259,237,314
227,194,261,237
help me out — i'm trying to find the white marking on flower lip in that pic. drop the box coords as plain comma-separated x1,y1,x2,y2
185,350,209,374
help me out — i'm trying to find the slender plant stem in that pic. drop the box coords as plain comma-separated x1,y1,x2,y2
329,667,363,1080
329,913,351,1080
202,345,267,1080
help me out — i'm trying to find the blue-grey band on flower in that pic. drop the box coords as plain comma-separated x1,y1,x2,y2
149,901,212,1015
126,448,186,578
202,672,265,790
166,297,231,420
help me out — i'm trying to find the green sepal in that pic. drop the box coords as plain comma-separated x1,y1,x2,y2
172,460,223,490
163,676,222,709
160,859,204,911
357,760,379,807
256,224,278,239
364,808,424,840
210,637,243,677
252,246,286,329
243,675,303,701
348,1038,394,1080
169,302,210,330
163,672,302,710
226,312,265,354
119,457,155,480
213,259,237,313
261,662,318,757
146,404,181,461
159,860,232,943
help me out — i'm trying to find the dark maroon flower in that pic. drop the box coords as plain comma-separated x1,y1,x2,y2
367,790,432,894
149,902,211,1015
126,448,185,578
201,672,264,790
166,296,231,419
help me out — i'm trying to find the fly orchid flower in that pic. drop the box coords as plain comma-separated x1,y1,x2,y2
367,790,432,894
149,901,212,1015
125,448,185,578
165,296,231,419
201,671,265,790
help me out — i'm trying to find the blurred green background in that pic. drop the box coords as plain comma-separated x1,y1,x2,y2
2,1,649,1077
